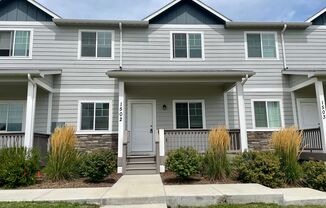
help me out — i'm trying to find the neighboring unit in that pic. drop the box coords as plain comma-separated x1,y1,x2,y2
0,0,326,174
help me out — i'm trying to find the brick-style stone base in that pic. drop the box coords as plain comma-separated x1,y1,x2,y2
76,134,118,153
247,131,273,151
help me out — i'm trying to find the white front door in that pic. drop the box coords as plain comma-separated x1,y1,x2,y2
298,99,319,129
130,102,154,153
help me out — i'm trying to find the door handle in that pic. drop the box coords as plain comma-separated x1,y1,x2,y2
150,128,153,133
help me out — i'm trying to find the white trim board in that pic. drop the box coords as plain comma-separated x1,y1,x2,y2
306,7,326,22
27,0,61,19
244,31,280,60
172,99,206,129
53,89,117,93
76,100,113,134
169,31,205,61
143,0,231,22
77,29,115,60
127,99,157,154
251,98,285,130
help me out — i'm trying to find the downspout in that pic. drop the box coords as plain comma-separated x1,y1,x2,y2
119,22,123,70
281,24,288,70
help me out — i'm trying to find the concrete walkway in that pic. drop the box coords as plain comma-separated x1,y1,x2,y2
0,175,325,207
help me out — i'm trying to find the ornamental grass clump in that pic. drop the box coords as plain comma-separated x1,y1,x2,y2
45,126,80,181
271,127,303,184
203,127,230,180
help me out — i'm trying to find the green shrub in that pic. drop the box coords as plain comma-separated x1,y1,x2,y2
302,161,326,191
165,147,201,180
45,126,80,181
233,151,285,188
0,147,40,188
80,150,116,182
203,127,230,180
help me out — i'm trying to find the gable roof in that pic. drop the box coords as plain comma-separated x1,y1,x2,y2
305,7,326,22
0,0,61,19
143,0,231,22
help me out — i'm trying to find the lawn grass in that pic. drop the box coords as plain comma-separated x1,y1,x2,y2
0,202,99,208
181,204,326,208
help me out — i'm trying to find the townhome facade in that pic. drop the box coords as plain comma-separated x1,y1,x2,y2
0,0,326,174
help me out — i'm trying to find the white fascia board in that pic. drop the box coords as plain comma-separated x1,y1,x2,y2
27,0,61,19
306,7,326,22
143,0,231,22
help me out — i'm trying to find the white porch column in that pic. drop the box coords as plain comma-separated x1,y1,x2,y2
236,82,248,152
117,81,125,173
290,92,298,127
47,92,53,134
315,81,326,153
24,79,37,148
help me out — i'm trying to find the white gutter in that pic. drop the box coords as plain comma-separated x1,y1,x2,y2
281,24,288,70
119,22,123,70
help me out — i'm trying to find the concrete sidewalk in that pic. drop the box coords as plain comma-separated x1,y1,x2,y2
0,175,325,207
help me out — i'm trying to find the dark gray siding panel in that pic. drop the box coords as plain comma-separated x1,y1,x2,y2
0,0,52,21
149,0,225,25
312,12,326,25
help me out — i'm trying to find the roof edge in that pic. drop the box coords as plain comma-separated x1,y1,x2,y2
53,19,149,27
28,0,61,19
305,7,326,22
225,22,311,29
143,0,231,22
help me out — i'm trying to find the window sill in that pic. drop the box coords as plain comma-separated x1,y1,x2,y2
245,58,279,61
0,57,32,60
170,58,205,61
0,131,24,134
78,57,114,61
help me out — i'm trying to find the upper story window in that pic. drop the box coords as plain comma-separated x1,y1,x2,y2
0,102,24,132
0,30,32,58
79,30,114,59
252,100,282,129
171,32,204,59
245,32,278,59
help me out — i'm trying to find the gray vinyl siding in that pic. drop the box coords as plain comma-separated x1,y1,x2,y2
1,21,326,132
34,87,49,134
285,26,326,71
125,84,226,129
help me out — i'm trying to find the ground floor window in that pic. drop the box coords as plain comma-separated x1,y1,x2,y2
174,100,205,129
253,100,282,128
0,102,24,132
79,101,112,132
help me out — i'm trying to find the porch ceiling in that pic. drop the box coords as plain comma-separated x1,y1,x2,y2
106,69,255,83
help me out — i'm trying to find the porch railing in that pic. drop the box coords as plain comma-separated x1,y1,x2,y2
164,129,241,154
0,133,24,148
301,128,323,151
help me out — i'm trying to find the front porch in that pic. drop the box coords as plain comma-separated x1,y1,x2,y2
0,69,61,156
107,69,255,174
285,70,326,160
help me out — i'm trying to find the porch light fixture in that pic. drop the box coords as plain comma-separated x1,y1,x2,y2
162,104,167,111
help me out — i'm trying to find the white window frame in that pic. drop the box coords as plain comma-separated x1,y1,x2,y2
172,99,206,129
78,29,115,60
0,28,33,59
170,31,205,61
244,31,279,60
251,99,284,131
77,100,113,134
0,100,26,133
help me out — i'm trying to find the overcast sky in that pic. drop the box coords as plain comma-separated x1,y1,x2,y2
38,0,326,22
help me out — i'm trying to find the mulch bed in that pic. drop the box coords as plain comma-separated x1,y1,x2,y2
161,171,239,185
18,173,122,189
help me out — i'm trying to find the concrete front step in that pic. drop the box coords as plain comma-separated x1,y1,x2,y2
127,155,156,163
125,168,157,175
